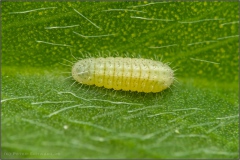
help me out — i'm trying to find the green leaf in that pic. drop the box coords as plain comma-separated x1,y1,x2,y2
2,1,238,159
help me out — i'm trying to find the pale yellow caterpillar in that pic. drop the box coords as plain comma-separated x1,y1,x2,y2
72,57,174,93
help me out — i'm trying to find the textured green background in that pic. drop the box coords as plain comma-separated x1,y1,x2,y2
2,1,239,159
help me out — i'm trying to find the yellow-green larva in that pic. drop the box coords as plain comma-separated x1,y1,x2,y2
72,57,174,93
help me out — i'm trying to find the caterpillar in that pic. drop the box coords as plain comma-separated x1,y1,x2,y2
72,57,174,93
